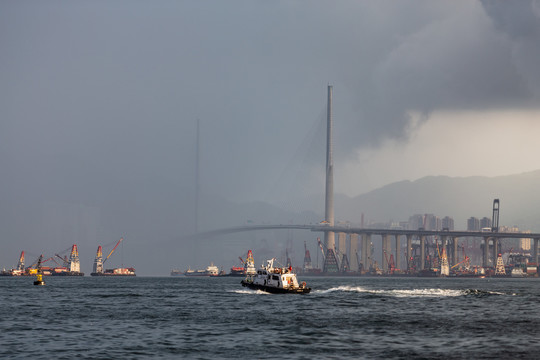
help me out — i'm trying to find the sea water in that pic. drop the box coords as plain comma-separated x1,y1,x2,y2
1,276,540,359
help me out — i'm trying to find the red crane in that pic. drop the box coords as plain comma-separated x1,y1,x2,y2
383,250,396,274
104,237,123,264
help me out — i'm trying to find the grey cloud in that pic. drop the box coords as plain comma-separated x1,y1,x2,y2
1,1,539,274
481,0,540,97
339,1,537,154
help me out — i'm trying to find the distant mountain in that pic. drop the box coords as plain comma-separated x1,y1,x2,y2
335,170,540,231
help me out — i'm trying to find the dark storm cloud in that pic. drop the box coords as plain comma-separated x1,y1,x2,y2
339,0,539,152
481,0,540,97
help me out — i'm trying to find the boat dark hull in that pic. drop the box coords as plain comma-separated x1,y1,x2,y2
241,280,311,294
90,273,136,276
51,272,85,276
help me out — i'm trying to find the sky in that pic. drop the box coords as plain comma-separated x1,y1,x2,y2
1,0,540,273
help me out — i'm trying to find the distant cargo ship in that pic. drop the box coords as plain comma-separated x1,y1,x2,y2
179,263,220,277
227,266,245,277
222,250,256,277
184,268,207,276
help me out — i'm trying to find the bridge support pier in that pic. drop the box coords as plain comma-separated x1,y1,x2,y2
492,237,500,267
394,234,401,271
533,238,539,265
350,234,359,272
406,234,412,272
452,237,458,267
483,237,490,268
361,234,370,273
382,234,390,273
420,236,425,270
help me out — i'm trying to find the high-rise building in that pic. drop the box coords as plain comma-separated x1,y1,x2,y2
408,214,424,230
442,216,454,231
424,214,441,230
480,217,492,229
500,226,531,251
467,217,480,231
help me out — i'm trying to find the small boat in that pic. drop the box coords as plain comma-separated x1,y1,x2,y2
241,258,311,294
511,267,526,278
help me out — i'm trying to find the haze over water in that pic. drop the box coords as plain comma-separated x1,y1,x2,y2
2,1,540,274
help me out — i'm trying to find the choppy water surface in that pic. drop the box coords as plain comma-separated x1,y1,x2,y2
1,276,540,359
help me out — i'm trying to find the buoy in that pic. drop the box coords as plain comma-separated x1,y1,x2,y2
34,273,45,286
33,255,45,286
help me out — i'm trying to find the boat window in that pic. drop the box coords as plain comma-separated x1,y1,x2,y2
257,271,262,275
272,275,279,281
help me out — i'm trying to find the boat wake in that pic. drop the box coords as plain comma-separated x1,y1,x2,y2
230,289,270,295
461,288,508,297
315,286,506,298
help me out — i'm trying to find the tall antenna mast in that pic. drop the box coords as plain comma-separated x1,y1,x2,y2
195,119,200,233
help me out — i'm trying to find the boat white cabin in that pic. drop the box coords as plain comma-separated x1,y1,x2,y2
511,267,526,278
205,263,219,276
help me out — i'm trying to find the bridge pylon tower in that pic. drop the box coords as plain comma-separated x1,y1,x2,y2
492,199,500,232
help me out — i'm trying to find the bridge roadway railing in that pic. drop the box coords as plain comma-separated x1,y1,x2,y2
310,226,540,239
189,224,540,239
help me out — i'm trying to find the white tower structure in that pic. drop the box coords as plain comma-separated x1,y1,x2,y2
323,85,339,273
69,244,81,273
93,246,103,274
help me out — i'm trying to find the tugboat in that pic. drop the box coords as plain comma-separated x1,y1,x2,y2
33,255,45,286
241,258,311,294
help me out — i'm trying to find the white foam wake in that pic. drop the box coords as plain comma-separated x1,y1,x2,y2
230,289,270,295
315,286,463,298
